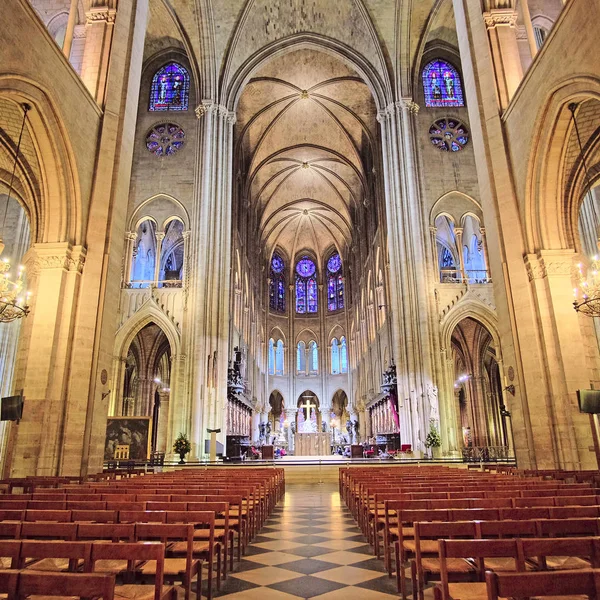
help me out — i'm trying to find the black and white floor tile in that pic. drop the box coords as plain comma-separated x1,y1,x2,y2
205,482,428,600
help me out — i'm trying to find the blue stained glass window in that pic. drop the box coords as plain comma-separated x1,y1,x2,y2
331,338,340,374
327,253,344,312
150,63,190,112
269,253,286,313
296,278,306,314
296,257,316,278
307,278,317,313
297,341,306,372
275,340,284,375
309,341,318,372
422,60,464,108
340,337,348,373
295,257,318,314
268,339,275,375
441,247,454,268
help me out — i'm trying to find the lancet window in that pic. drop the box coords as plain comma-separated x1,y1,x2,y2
422,59,464,108
269,253,286,313
326,252,344,311
295,257,317,314
149,62,190,112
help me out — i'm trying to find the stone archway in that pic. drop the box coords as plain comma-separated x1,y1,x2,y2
296,390,321,433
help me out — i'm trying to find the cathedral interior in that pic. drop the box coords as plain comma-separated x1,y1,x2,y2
0,0,599,477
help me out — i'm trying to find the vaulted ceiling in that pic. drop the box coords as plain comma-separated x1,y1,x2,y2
235,48,378,265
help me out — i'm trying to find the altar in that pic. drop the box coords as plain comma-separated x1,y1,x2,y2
294,432,330,456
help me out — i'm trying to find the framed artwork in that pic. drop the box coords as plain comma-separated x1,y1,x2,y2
104,417,152,461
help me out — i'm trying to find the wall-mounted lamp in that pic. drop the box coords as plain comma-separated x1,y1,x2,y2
503,385,516,396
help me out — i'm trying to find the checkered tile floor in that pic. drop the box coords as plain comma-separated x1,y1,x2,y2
205,482,428,599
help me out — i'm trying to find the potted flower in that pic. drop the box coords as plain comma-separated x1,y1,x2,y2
425,420,442,459
173,432,191,464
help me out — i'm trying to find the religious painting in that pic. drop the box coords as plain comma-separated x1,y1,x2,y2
104,417,152,461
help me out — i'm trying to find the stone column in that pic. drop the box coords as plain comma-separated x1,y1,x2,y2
377,99,441,455
153,232,164,285
519,0,539,59
8,243,85,477
80,3,117,105
155,390,170,453
123,232,136,285
62,0,79,59
187,102,236,457
454,227,466,281
285,408,297,454
483,6,524,110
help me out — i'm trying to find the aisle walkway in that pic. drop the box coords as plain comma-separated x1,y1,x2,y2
212,482,402,599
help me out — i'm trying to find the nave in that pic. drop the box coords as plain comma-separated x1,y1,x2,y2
216,482,401,599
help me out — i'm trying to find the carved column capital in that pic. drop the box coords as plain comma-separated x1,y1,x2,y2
483,8,518,29
195,100,236,124
24,243,87,278
396,98,421,114
85,6,117,24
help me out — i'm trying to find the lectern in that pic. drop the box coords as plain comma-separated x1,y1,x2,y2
207,429,221,462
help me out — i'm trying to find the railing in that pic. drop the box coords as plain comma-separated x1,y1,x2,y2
123,280,183,289
462,445,512,462
439,269,492,284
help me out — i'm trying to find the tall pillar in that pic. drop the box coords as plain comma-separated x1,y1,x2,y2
285,408,297,453
187,102,235,458
377,98,442,456
454,227,466,281
7,243,85,477
62,0,79,59
483,5,524,109
123,232,136,285
80,3,117,105
155,390,170,453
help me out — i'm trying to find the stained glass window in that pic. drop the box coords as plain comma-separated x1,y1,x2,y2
327,252,344,311
331,338,340,374
309,341,318,373
340,337,348,373
422,60,464,108
146,123,185,156
150,63,190,111
295,257,317,314
275,340,284,375
268,339,275,375
297,341,306,373
429,118,469,152
269,253,286,313
441,247,454,268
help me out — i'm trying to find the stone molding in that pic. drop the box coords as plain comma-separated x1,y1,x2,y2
483,9,518,29
73,25,87,38
86,6,117,25
195,101,236,124
524,251,576,281
24,243,86,277
376,99,420,123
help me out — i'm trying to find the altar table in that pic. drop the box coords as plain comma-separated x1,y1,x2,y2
294,432,330,456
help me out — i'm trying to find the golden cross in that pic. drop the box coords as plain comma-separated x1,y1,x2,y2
299,395,316,421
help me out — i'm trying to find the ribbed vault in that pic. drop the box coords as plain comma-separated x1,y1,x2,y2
235,48,378,264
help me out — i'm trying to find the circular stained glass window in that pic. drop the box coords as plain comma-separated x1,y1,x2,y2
146,123,185,156
429,118,469,152
327,253,342,273
296,257,316,278
271,254,284,273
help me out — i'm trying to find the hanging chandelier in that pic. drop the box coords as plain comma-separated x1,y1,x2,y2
570,102,600,317
0,103,31,323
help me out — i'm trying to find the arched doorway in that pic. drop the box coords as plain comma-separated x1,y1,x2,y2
451,317,507,453
296,390,321,433
122,322,171,453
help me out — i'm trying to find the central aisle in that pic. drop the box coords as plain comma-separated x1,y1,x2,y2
211,482,403,599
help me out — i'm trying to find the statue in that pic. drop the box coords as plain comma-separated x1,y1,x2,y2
265,421,271,444
352,419,360,444
258,422,266,442
428,384,440,423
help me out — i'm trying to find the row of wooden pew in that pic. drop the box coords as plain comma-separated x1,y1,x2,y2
0,467,284,600
341,466,600,599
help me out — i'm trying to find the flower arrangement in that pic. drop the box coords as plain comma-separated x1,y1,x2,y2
173,432,191,463
425,420,442,449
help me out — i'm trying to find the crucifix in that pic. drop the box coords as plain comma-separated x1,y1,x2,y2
299,394,317,421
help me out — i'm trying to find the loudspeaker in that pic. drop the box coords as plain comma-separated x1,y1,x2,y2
0,392,24,421
577,389,600,414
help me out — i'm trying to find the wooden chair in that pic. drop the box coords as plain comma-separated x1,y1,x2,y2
187,502,232,579
76,523,135,543
135,523,200,600
409,521,478,600
24,510,71,523
0,541,22,570
90,541,176,600
18,540,92,573
165,511,218,600
118,511,166,524
521,537,600,571
485,569,600,599
537,518,600,537
20,522,78,541
0,569,18,599
71,510,118,523
205,495,244,562
16,570,115,600
434,538,524,600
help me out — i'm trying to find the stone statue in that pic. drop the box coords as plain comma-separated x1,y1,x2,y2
258,422,266,442
428,384,440,423
265,421,271,443
352,419,360,444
